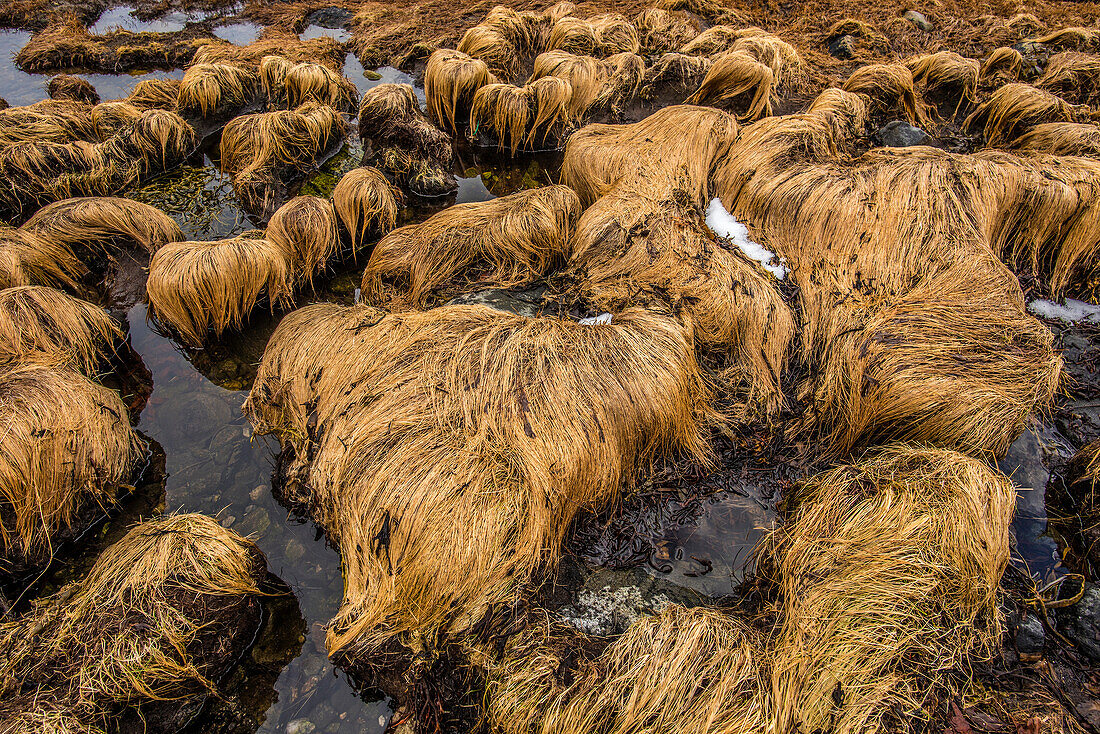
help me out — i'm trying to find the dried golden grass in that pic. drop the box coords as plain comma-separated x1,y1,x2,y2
0,514,262,727
841,63,929,126
90,101,142,139
424,49,495,133
484,606,766,734
146,234,293,346
331,166,399,254
259,54,293,103
687,51,776,120
589,13,640,55
1038,51,1100,105
595,52,645,112
633,8,697,54
964,83,1078,147
980,47,1023,81
125,78,180,110
284,62,358,112
457,24,520,79
548,16,597,56
0,101,95,149
531,50,600,117
22,196,183,259
679,24,740,55
266,195,339,286
47,74,98,105
470,83,533,153
220,103,346,215
0,226,85,290
358,84,456,197
361,185,579,309
244,302,713,659
1029,26,1100,51
0,359,139,557
712,106,1060,455
177,62,259,119
1006,122,1100,156
639,52,711,100
907,50,979,110
0,286,120,373
112,108,196,174
762,445,1013,734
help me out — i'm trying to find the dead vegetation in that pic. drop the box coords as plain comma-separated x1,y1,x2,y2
244,303,713,663
22,195,183,260
483,445,1012,734
266,195,340,286
331,166,400,255
146,233,293,346
177,62,259,120
965,83,1081,147
47,74,99,105
357,83,456,197
0,359,139,563
0,226,86,291
360,185,579,310
219,102,346,217
0,286,121,373
0,514,264,731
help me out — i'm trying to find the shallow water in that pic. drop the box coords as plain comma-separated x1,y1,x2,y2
90,5,205,34
213,21,261,45
301,24,352,44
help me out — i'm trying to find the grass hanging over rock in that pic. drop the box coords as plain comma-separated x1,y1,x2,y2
146,233,293,347
0,226,85,290
0,514,265,731
360,185,579,310
266,195,340,287
0,359,140,566
0,286,121,374
22,195,184,261
244,303,714,667
331,166,400,256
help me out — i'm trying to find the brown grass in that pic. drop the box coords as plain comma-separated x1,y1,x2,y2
220,103,346,216
712,100,1061,455
763,445,1013,734
244,302,713,660
1006,122,1100,156
125,78,181,110
907,50,978,112
90,101,143,139
531,50,600,117
331,166,400,255
177,62,259,119
283,61,358,112
22,196,183,259
193,34,347,70
964,83,1078,147
639,52,711,101
979,47,1023,81
146,234,293,346
548,16,597,56
841,63,929,126
424,49,495,133
470,83,532,154
589,13,640,55
0,286,121,374
357,83,455,197
633,8,698,55
47,74,99,105
110,108,196,175
0,226,85,290
1028,26,1100,51
266,195,340,286
1038,51,1100,105
679,24,740,55
361,185,579,309
687,51,776,120
0,513,263,728
0,359,139,558
0,100,95,150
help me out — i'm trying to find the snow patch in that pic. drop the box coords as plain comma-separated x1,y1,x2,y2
1028,298,1100,324
579,312,613,326
705,197,788,280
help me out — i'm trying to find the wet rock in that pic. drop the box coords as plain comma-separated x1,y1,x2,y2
1055,401,1100,451
1015,613,1045,657
287,719,317,734
555,566,704,636
285,538,306,563
872,121,931,148
828,34,856,59
1059,582,1100,663
239,506,271,536
903,10,932,31
306,7,352,28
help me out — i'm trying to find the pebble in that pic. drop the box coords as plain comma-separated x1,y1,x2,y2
903,10,933,31
220,515,236,528
286,538,306,562
250,484,266,501
872,121,930,148
1015,613,1045,657
286,719,316,734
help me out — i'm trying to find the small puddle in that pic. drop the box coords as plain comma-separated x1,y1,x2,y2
213,22,262,45
0,29,40,106
301,24,351,44
90,5,207,34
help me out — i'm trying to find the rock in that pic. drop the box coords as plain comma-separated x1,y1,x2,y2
285,538,306,563
1015,613,1045,657
238,506,271,537
305,7,352,28
555,566,704,636
902,9,933,31
872,120,931,148
250,484,266,502
286,719,317,734
1059,582,1100,663
828,34,856,59
220,515,236,528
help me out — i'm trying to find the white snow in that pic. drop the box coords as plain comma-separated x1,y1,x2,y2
579,312,613,325
1028,298,1100,324
705,197,788,280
